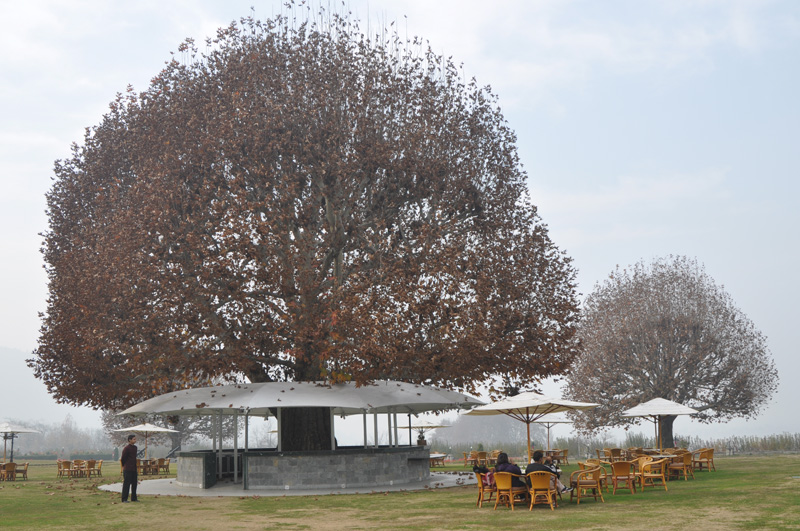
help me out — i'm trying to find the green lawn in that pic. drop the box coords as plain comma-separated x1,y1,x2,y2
1,455,798,530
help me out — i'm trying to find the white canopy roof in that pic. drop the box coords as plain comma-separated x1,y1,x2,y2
0,422,39,435
118,380,484,418
621,397,698,418
464,391,598,420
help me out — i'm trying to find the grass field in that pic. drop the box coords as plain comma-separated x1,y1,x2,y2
1,455,798,530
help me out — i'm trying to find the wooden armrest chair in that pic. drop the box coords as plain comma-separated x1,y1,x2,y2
95,460,103,477
586,459,611,491
474,471,496,508
57,460,70,478
693,448,715,471
560,448,570,465
85,460,97,479
71,459,85,478
610,461,637,494
493,472,529,510
668,451,695,481
158,458,170,474
3,462,17,481
476,451,488,467
569,467,604,504
640,458,669,491
527,471,558,510
15,462,29,480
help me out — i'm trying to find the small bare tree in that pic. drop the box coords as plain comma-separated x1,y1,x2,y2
565,256,778,447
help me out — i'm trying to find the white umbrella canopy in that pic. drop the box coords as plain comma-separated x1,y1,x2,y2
464,392,598,463
0,422,39,462
113,423,179,458
531,414,573,451
117,380,483,418
621,398,698,450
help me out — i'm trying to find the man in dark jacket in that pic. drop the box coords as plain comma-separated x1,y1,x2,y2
120,434,139,502
525,450,572,493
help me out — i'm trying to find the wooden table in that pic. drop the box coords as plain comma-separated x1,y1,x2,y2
429,453,447,467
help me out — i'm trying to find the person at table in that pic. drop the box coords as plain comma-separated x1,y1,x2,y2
494,452,526,487
526,450,572,493
120,434,139,502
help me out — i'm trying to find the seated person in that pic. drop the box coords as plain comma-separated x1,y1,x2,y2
525,450,572,493
494,452,525,488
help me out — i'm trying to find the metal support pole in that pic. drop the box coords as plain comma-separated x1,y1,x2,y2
233,412,239,484
363,411,368,448
373,412,379,448
330,409,336,450
277,407,282,452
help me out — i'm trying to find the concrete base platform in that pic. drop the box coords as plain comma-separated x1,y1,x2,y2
99,470,476,497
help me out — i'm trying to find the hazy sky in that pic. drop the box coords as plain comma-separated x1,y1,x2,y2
1,0,797,442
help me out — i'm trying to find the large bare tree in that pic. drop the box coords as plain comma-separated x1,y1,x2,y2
31,10,579,450
565,256,778,447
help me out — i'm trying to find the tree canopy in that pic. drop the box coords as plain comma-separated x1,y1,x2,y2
565,256,778,447
31,11,579,425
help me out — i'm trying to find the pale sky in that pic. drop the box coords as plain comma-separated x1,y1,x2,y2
1,0,797,443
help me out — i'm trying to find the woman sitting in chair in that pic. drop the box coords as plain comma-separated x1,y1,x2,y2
494,452,525,487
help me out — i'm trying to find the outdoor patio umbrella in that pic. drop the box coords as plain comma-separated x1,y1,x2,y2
113,423,178,458
621,398,698,451
0,422,39,463
531,414,572,451
464,392,598,463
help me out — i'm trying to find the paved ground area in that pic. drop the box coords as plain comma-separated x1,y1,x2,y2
99,470,476,497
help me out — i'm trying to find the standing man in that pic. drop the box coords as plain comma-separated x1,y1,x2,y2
120,434,139,502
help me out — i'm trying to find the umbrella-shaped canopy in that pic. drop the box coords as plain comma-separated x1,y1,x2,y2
0,422,39,462
531,414,573,451
117,380,483,418
464,392,598,463
113,423,178,458
621,398,698,450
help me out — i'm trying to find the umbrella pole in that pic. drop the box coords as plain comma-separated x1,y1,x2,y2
526,422,532,464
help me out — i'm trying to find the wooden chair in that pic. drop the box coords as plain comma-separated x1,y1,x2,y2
476,451,488,467
95,460,103,477
2,462,16,481
474,471,496,508
159,458,170,474
15,462,28,480
569,466,605,504
488,450,501,467
493,472,529,511
550,449,563,466
467,451,479,468
85,460,97,479
610,461,637,494
527,471,557,510
586,459,611,492
693,448,716,471
609,448,623,462
668,451,695,481
640,458,669,491
560,448,570,465
57,460,71,478
71,459,85,478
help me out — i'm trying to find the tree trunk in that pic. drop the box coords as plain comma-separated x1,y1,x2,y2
660,415,677,449
279,407,333,451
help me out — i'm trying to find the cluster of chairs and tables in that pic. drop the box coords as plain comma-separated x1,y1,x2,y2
0,461,29,481
474,446,716,510
56,459,104,479
463,450,504,468
135,457,171,475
